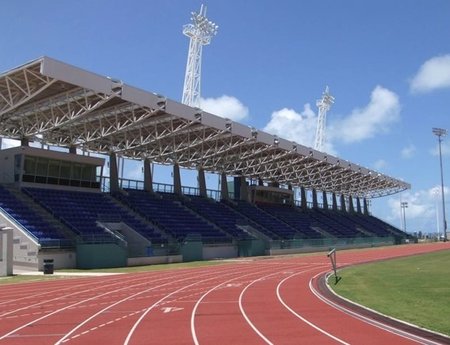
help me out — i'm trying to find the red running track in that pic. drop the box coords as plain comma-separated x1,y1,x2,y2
0,242,449,345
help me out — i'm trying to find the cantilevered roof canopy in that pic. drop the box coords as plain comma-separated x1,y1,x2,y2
0,57,410,198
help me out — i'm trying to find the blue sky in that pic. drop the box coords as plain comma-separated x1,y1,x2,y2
1,0,450,234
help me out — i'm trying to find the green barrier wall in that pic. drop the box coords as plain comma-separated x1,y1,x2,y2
181,241,203,262
76,243,127,269
238,239,266,257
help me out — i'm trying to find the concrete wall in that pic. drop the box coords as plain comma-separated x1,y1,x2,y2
203,244,237,260
0,211,40,268
38,250,76,271
0,149,17,183
127,255,182,266
103,222,152,257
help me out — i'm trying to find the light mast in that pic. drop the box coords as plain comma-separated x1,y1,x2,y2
314,86,335,152
181,4,218,107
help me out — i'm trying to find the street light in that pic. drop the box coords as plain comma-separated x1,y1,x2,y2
400,201,408,233
432,127,447,242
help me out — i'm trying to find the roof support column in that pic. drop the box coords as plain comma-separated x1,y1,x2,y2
332,193,338,211
109,152,119,193
69,146,77,154
301,186,307,210
173,163,182,195
143,158,153,193
312,189,318,209
300,186,308,211
356,197,362,214
198,168,207,197
0,227,13,276
239,176,249,202
288,184,294,205
363,198,369,215
348,195,355,213
340,194,346,212
233,177,241,200
322,191,328,210
220,172,229,200
21,137,29,147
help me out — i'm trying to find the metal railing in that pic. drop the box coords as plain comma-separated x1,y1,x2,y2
268,236,395,250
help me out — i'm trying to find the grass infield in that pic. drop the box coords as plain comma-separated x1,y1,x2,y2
330,249,450,336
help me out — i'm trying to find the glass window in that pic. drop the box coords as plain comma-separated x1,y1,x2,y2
72,163,82,180
48,159,60,177
60,161,71,179
36,157,49,176
82,165,95,181
23,156,36,175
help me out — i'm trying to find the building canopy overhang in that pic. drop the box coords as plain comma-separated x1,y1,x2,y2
0,57,410,198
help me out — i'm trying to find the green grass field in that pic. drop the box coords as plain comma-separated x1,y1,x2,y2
330,249,450,336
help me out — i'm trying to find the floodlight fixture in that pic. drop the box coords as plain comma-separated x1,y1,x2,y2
182,4,218,108
314,86,335,152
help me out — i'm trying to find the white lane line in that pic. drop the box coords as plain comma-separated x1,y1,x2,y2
237,269,306,345
309,272,444,345
123,265,254,345
55,266,238,345
276,268,350,345
0,273,161,319
190,264,300,345
0,268,216,341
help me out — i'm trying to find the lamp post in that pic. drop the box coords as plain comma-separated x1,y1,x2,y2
432,127,447,242
400,201,408,233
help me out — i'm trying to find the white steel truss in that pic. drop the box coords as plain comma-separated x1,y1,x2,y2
181,5,218,107
314,86,334,152
0,57,409,198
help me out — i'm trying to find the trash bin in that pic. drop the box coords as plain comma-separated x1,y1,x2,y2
43,259,54,274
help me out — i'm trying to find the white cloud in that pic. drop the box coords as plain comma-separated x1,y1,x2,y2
262,86,399,155
373,159,387,170
383,186,450,233
401,144,416,159
262,104,336,152
330,86,400,144
410,54,450,93
200,95,249,121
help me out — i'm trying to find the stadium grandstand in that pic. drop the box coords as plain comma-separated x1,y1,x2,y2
0,57,412,270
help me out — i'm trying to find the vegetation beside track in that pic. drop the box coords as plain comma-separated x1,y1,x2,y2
330,249,450,336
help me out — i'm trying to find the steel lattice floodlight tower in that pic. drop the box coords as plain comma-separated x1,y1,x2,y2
181,4,218,108
400,201,408,232
314,86,335,152
433,127,448,242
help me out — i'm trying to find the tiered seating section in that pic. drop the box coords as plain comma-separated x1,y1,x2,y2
116,190,232,243
0,185,70,246
23,188,165,244
0,184,410,248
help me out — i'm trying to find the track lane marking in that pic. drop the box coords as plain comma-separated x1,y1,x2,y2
54,268,226,344
236,266,321,345
190,264,303,345
276,266,350,345
123,265,263,345
55,265,242,344
0,268,228,341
